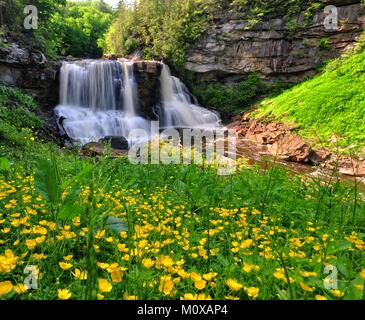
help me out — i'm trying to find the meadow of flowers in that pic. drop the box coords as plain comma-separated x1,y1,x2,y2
0,158,364,300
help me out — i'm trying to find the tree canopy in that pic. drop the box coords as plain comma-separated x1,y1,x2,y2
1,0,113,58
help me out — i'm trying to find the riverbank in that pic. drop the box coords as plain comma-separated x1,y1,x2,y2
229,112,365,183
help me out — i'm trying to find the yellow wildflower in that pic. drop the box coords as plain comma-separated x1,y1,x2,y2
299,282,315,292
123,292,138,300
245,287,260,298
58,289,72,300
156,255,174,268
13,283,28,294
59,261,73,270
300,271,318,278
72,269,88,280
142,258,154,269
96,262,110,269
194,279,207,290
226,278,243,291
0,281,13,297
203,272,218,281
25,239,37,250
225,295,240,300
63,255,73,261
331,290,344,298
98,278,113,293
159,275,174,295
359,269,365,280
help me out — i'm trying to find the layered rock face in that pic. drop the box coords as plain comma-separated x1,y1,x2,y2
0,43,61,109
186,0,365,83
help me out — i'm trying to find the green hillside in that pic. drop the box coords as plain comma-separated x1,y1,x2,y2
254,45,365,150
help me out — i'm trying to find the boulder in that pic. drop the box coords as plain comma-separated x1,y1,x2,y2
246,120,291,145
268,134,312,163
336,157,365,177
80,142,129,158
310,148,333,165
99,136,129,150
80,142,105,157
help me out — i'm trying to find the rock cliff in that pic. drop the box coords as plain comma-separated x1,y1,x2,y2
186,0,365,83
0,42,60,109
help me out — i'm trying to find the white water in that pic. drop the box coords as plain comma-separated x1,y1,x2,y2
54,60,221,145
122,61,139,116
159,64,220,129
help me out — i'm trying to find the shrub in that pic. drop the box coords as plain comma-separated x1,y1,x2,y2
192,74,267,118
0,86,44,132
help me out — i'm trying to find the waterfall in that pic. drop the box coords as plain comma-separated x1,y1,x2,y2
54,59,221,146
122,61,139,116
55,59,148,145
159,64,220,129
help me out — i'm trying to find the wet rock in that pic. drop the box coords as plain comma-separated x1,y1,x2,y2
310,148,333,165
103,54,117,60
336,157,365,177
80,142,105,157
132,61,163,120
268,135,312,163
80,142,129,157
99,136,129,150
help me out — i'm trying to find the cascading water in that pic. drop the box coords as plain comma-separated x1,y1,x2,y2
159,64,220,129
54,59,148,145
54,60,221,145
122,61,139,116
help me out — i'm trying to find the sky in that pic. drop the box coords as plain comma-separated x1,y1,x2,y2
103,0,121,8
69,0,129,9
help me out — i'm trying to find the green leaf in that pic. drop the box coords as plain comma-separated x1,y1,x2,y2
34,158,60,205
58,202,85,221
327,240,352,255
0,157,10,171
216,253,230,267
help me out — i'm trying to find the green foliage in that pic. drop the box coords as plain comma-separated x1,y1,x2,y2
230,0,322,32
103,0,218,69
192,74,267,117
1,0,113,59
254,47,365,149
0,86,44,131
1,0,66,58
317,38,330,51
35,158,61,206
54,1,113,58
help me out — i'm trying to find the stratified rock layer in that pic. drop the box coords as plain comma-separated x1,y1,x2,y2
186,0,365,83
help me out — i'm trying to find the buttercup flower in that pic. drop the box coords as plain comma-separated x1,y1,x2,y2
0,281,13,297
98,278,113,293
58,289,72,300
226,279,243,291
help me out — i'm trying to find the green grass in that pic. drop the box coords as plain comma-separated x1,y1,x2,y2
254,47,365,150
